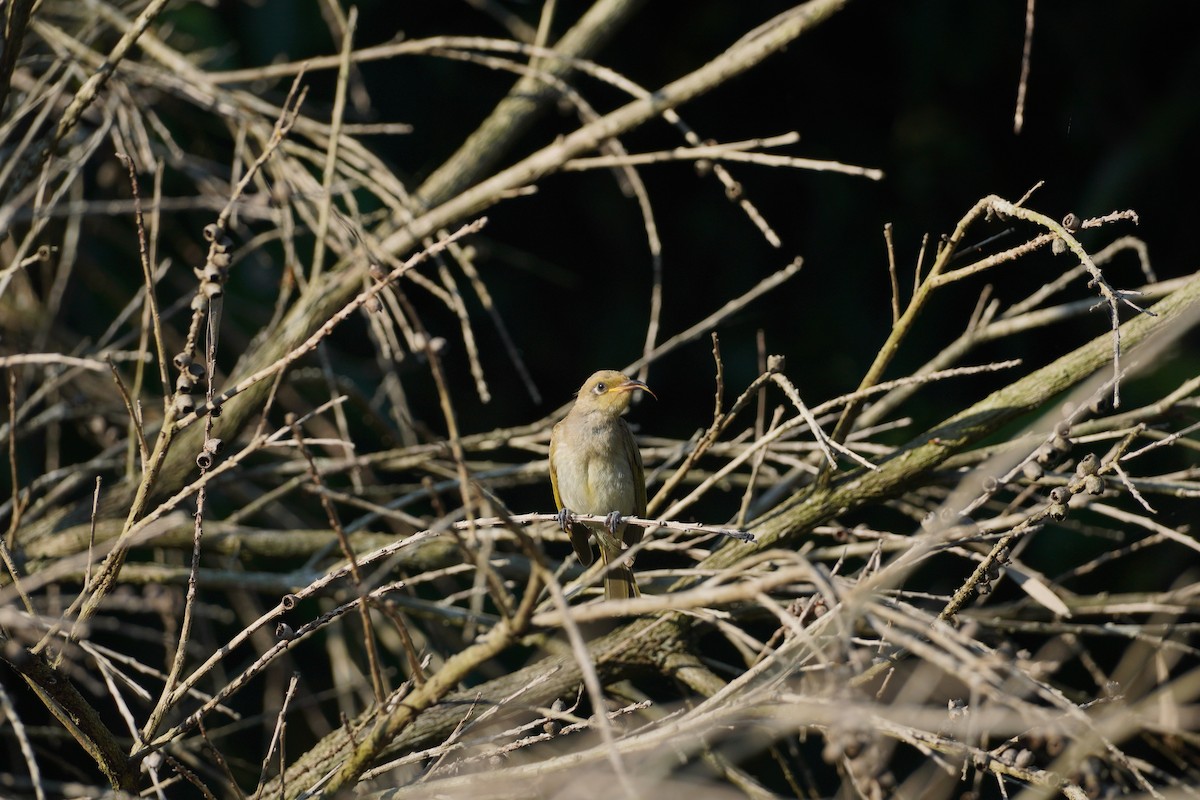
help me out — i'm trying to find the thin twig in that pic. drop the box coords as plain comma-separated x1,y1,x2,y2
1013,0,1036,135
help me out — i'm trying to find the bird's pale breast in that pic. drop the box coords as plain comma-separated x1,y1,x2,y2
553,418,637,515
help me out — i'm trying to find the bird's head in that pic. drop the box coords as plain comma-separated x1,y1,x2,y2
571,369,655,417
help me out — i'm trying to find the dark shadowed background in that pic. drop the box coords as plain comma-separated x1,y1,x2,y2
39,0,1200,579
168,1,1198,421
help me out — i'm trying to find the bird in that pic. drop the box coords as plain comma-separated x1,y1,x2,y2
549,369,654,600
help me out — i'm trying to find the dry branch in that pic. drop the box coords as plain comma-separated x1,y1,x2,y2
2,3,1198,799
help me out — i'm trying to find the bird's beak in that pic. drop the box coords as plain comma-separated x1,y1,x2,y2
614,379,656,400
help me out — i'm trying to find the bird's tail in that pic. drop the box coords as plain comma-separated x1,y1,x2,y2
601,545,639,601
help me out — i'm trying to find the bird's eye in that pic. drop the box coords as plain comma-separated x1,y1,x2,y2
593,382,607,395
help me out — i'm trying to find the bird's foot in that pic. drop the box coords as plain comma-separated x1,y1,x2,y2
556,507,573,534
605,511,624,535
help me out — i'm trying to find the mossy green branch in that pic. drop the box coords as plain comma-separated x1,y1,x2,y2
5,650,135,791
733,268,1200,563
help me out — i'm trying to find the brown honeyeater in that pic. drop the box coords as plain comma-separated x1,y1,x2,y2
549,370,654,600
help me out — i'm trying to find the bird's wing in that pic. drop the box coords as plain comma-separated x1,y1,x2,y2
548,421,564,511
550,419,594,566
622,419,647,548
